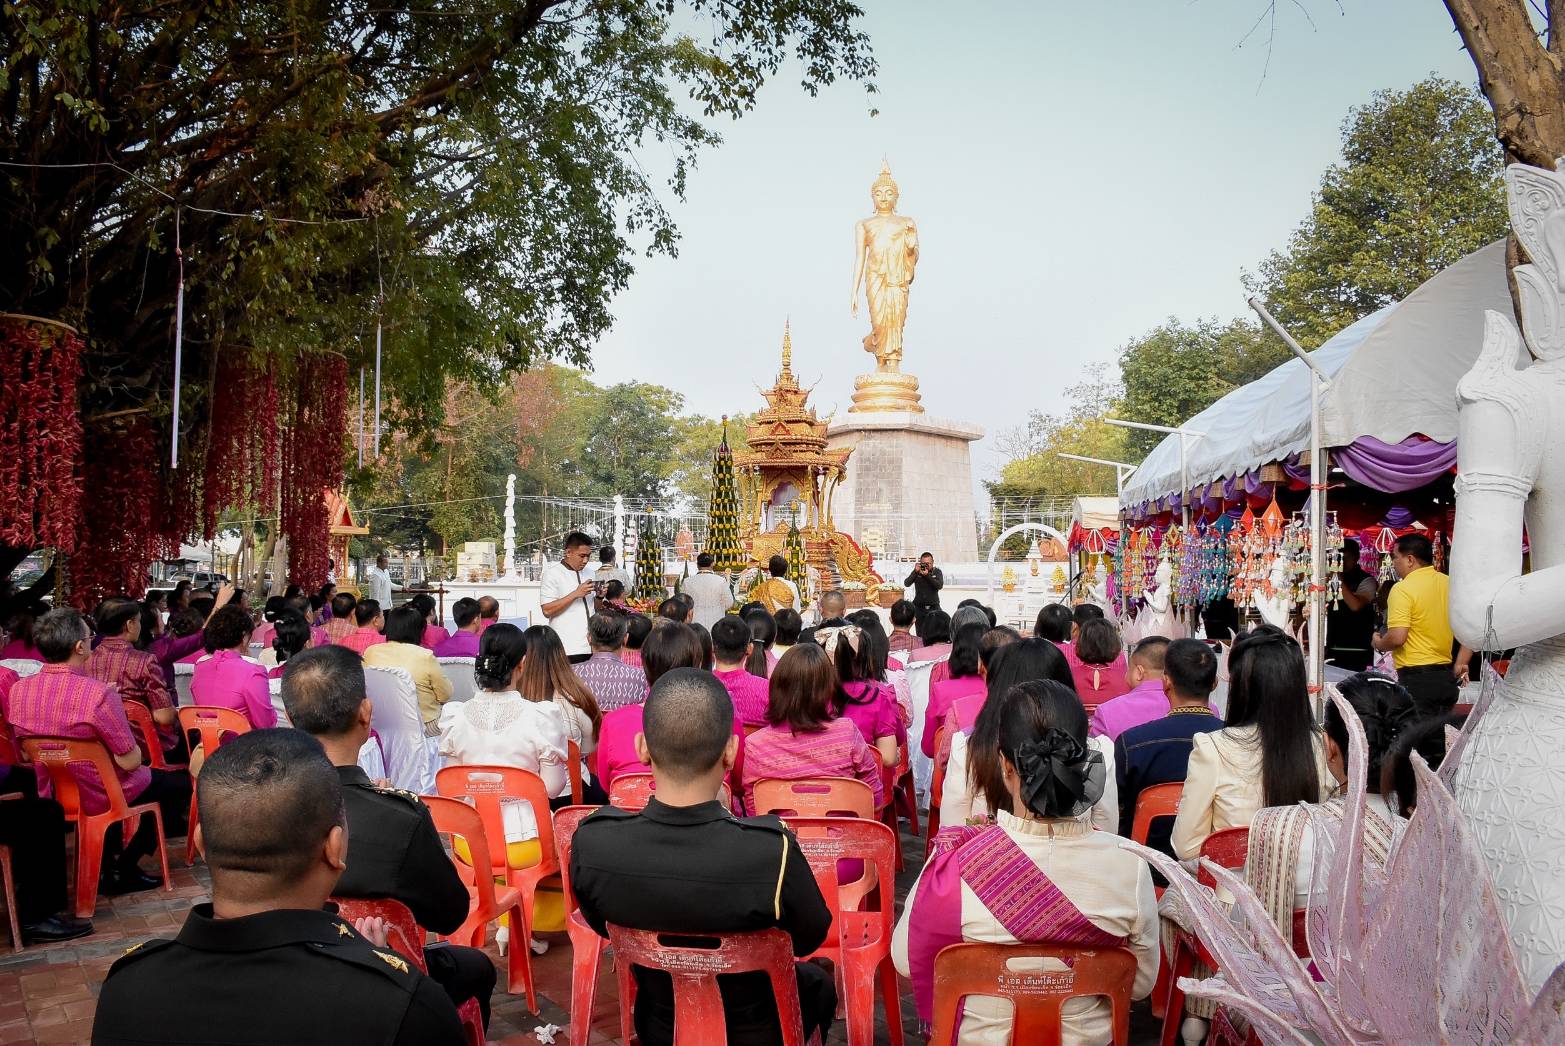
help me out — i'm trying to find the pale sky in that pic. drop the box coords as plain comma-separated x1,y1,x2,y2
589,0,1481,500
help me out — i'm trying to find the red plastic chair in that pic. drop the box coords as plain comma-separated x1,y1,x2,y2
894,741,919,837
929,941,1138,1045
0,792,20,952
1130,783,1183,847
608,772,657,811
607,924,808,1046
608,773,732,813
20,736,173,918
423,793,534,1009
332,896,484,1046
867,747,905,872
1161,827,1250,1046
925,723,950,858
783,817,904,1046
434,765,558,1002
178,705,251,864
553,804,605,1046
751,777,875,820
122,700,184,771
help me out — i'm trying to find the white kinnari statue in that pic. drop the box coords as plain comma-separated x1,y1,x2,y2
1449,160,1565,993
1130,555,1184,643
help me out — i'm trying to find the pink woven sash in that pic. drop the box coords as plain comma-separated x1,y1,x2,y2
907,824,1124,1022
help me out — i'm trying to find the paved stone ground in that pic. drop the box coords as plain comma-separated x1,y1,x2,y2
1,825,1165,1044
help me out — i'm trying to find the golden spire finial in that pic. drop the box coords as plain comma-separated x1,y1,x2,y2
781,319,793,378
872,158,897,195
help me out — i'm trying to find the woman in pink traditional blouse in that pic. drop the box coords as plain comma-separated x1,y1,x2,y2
1069,618,1130,708
741,643,882,810
819,624,901,765
922,622,989,757
894,679,1158,1043
190,604,275,728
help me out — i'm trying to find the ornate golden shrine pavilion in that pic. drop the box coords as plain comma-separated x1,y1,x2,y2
735,325,882,591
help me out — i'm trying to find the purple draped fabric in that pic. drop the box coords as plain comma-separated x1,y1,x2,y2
1333,434,1457,492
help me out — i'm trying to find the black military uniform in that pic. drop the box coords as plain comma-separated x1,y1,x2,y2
91,904,464,1045
331,764,497,1025
570,797,835,1046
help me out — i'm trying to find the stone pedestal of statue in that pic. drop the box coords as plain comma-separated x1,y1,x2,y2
826,409,982,563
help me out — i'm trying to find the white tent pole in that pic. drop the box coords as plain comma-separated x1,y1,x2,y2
1248,297,1332,714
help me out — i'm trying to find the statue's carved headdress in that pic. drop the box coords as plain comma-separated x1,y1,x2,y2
1506,159,1565,361
871,160,898,197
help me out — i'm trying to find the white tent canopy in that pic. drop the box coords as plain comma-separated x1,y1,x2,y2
1122,240,1513,507
1072,496,1120,531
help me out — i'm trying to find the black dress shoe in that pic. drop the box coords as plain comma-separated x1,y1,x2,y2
20,914,94,944
100,869,162,896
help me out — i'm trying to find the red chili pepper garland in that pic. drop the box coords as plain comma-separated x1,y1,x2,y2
0,318,84,552
71,416,175,609
281,354,347,590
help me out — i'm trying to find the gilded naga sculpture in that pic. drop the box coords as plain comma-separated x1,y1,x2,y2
850,161,919,371
1449,159,1565,993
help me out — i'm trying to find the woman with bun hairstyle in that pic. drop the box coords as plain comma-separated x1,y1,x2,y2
893,679,1158,1042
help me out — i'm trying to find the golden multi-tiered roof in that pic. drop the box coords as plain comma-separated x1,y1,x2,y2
735,323,851,477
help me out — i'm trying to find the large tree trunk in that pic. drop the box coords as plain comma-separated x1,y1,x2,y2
1445,0,1565,167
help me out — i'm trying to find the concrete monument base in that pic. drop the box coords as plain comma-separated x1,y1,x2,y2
826,412,984,563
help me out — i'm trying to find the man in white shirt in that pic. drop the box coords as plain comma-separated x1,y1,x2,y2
682,552,733,631
365,555,393,607
539,532,597,661
594,547,632,591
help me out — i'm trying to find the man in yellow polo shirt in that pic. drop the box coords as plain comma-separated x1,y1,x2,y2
1373,533,1460,717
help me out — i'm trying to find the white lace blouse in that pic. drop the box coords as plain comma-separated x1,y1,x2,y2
438,689,570,842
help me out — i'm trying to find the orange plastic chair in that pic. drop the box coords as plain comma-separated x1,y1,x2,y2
332,896,484,1046
929,941,1138,1045
783,817,904,1046
0,792,20,952
567,739,583,804
867,747,905,872
925,723,949,857
121,700,184,771
751,777,875,820
607,924,808,1046
178,705,252,864
434,765,558,1002
20,736,173,918
1161,827,1250,1046
553,804,605,1046
423,793,534,1009
1130,783,1183,846
608,773,731,813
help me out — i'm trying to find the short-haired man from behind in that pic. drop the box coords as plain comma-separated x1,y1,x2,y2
91,729,465,1046
433,597,483,658
886,599,918,654
772,608,803,659
280,646,496,1028
1113,638,1225,861
1089,636,1212,743
570,669,835,1046
710,615,771,727
476,595,501,632
573,613,647,713
86,596,181,759
682,551,734,631
324,592,359,644
1374,533,1463,718
339,598,387,655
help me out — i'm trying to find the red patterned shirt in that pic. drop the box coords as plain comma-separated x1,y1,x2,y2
324,617,356,644
86,637,173,716
339,627,387,656
740,717,882,810
5,663,149,813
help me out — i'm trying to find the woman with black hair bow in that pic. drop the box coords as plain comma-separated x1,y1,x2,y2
893,679,1158,1043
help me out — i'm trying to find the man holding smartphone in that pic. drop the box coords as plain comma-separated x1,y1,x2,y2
903,552,944,622
540,532,598,662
